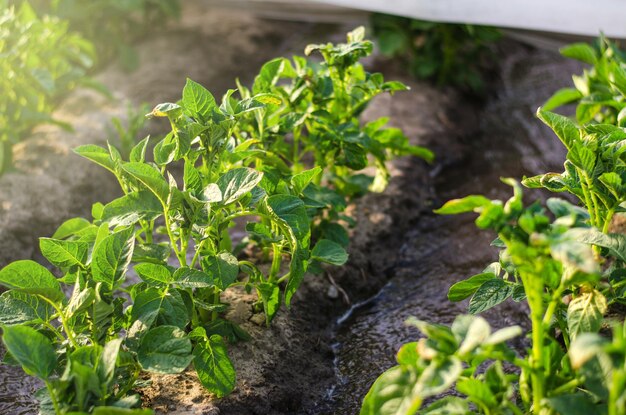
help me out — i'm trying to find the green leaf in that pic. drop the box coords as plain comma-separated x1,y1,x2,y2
468,279,513,314
448,273,496,302
566,228,626,262
101,191,163,227
138,326,193,374
567,289,607,340
2,325,57,379
215,168,263,205
267,194,310,244
202,252,239,291
484,325,523,345
92,228,135,289
234,97,265,115
121,163,170,206
73,145,116,174
569,332,607,369
132,243,170,265
52,217,91,239
66,287,96,318
193,336,236,398
130,288,189,335
546,393,604,415
452,315,491,355
258,195,309,306
291,167,322,194
0,260,63,302
182,78,216,119
537,109,580,151
99,338,122,384
361,357,462,415
0,291,53,325
311,239,348,265
599,172,624,200
434,195,491,214
422,396,469,414
543,87,583,111
360,366,420,415
551,239,598,276
150,102,182,118
134,263,173,284
456,378,497,409
173,267,214,288
253,57,286,93
560,43,597,65
39,238,89,269
130,136,150,163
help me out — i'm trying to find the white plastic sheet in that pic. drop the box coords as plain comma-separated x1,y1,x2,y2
310,0,626,38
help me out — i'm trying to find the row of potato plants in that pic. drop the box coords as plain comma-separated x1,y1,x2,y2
361,38,626,414
0,28,432,414
0,0,180,175
0,1,96,175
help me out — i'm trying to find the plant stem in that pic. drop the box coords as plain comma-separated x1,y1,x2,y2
44,380,62,415
551,377,583,395
41,297,79,349
211,290,221,321
268,242,282,283
520,270,546,413
603,208,615,234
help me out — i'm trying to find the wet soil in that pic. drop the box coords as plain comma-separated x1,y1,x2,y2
0,4,586,415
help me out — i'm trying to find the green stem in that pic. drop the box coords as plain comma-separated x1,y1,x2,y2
520,270,547,413
542,286,564,327
602,208,616,234
40,297,79,349
44,380,62,415
164,209,185,267
551,377,583,396
43,322,66,343
269,242,282,283
583,173,602,228
276,272,290,285
190,239,207,269
115,365,140,399
211,290,221,321
580,181,598,228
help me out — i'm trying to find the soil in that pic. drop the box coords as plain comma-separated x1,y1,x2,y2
0,3,593,415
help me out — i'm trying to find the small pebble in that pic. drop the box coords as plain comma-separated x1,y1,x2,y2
327,285,339,299
250,313,266,326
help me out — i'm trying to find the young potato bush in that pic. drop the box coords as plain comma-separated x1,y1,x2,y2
364,182,625,414
13,0,181,71
371,14,501,93
1,28,427,413
543,37,626,126
0,0,96,174
233,27,432,246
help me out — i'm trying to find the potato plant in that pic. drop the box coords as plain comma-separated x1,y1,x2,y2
0,226,151,414
543,37,626,126
0,1,96,174
234,27,433,198
363,183,623,414
15,0,181,71
370,14,501,93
